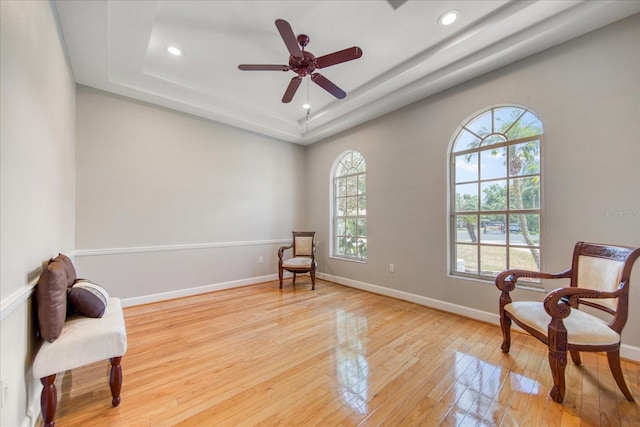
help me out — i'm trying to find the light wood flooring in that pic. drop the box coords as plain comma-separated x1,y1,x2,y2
45,279,640,426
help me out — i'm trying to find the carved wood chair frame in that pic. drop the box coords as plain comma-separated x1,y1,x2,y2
278,231,316,290
495,241,640,403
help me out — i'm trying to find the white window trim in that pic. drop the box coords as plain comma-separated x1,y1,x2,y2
330,150,367,262
447,105,544,284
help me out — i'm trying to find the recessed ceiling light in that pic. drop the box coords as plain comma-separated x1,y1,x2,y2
302,103,311,110
167,46,182,56
439,10,460,26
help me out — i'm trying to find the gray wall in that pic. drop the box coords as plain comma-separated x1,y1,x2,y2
1,6,639,427
306,15,640,348
74,87,306,301
0,1,76,426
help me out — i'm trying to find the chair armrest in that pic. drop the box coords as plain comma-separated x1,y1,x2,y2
495,268,571,292
543,286,618,319
278,244,293,260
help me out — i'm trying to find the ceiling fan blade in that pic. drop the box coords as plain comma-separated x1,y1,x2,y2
282,76,303,103
316,47,363,69
238,64,289,71
275,19,302,59
311,73,346,99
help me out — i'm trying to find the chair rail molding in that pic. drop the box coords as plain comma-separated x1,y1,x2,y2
74,239,292,257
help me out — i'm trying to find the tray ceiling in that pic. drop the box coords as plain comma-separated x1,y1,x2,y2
54,0,640,145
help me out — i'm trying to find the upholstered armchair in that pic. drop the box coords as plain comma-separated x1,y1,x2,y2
278,231,316,290
496,241,640,403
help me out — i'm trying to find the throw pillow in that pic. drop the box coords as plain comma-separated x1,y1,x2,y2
68,279,110,318
36,258,69,342
55,253,77,287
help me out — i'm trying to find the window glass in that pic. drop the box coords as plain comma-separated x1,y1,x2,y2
333,151,367,261
466,111,492,138
480,148,506,180
455,153,478,183
450,106,543,280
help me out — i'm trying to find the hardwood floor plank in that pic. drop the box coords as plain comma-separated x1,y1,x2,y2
41,280,640,426
580,352,603,426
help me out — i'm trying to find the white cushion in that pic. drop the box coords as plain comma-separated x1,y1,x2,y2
577,256,623,310
33,298,127,379
283,257,312,269
295,237,313,256
505,301,619,346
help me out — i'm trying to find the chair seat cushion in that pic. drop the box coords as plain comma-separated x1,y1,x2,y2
33,298,127,379
504,301,620,346
283,257,312,269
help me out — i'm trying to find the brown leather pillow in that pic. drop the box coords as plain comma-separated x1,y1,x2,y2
55,253,77,287
36,258,68,342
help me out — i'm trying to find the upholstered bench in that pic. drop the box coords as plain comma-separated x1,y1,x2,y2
32,254,127,427
33,297,127,426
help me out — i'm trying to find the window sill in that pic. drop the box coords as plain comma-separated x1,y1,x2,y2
448,272,546,292
329,256,367,264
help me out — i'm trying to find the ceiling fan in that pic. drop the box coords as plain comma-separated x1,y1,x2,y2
238,19,363,103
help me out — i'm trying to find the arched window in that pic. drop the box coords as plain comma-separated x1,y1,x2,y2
332,151,367,261
450,106,543,280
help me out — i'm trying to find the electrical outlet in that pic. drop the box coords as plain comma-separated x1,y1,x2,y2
258,256,263,264
389,264,395,273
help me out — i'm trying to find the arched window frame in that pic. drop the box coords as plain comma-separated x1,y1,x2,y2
449,105,543,282
330,150,367,262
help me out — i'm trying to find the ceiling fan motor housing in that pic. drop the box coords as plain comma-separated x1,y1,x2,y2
289,50,317,77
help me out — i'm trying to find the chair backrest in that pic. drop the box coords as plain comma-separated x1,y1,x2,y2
570,241,640,330
293,231,315,258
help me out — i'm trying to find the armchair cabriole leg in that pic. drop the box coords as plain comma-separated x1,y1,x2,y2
110,356,123,406
607,349,634,401
40,374,57,427
548,349,567,403
499,315,511,353
548,321,567,403
278,265,283,289
498,291,512,353
311,269,315,290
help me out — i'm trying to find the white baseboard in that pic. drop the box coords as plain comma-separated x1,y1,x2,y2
23,385,40,427
120,274,280,307
621,343,640,362
317,272,500,323
317,272,640,363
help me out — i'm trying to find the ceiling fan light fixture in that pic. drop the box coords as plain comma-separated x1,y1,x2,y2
167,46,183,56
238,19,362,103
302,103,311,110
439,10,460,26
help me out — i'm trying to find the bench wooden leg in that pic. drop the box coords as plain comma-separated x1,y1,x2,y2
110,356,123,407
40,374,57,427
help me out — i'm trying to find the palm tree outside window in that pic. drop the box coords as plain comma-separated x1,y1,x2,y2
450,106,543,280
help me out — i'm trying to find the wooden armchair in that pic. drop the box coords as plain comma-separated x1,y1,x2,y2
278,231,316,290
496,241,640,403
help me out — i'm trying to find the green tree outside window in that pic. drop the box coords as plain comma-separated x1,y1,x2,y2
451,106,543,279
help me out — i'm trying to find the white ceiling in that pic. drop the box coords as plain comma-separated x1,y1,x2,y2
54,0,639,145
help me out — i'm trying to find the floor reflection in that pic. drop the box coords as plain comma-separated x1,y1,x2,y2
452,351,541,425
335,309,369,413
